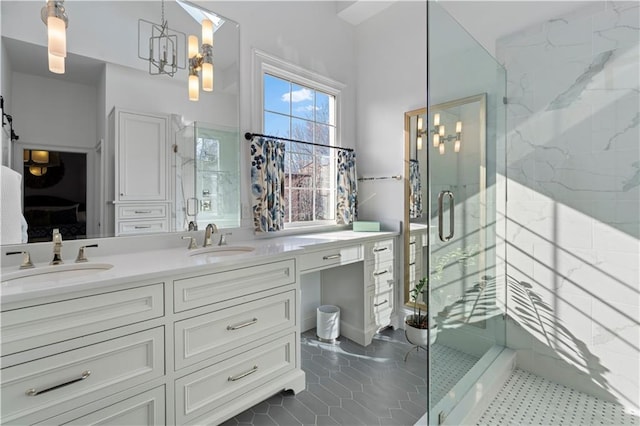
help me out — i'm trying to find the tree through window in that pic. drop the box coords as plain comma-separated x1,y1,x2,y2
263,73,338,225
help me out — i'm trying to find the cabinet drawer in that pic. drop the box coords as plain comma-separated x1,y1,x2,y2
118,204,167,219
1,284,164,356
299,245,362,272
373,289,393,327
1,328,164,424
34,386,165,426
118,219,168,235
175,290,295,370
175,333,295,424
365,239,394,264
368,262,394,293
174,259,296,312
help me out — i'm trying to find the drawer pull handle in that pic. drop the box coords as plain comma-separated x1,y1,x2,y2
409,242,416,246
228,365,258,382
374,270,389,277
373,247,389,252
374,300,388,307
409,262,416,266
134,210,152,214
322,254,341,260
134,225,151,229
227,318,258,330
26,370,91,396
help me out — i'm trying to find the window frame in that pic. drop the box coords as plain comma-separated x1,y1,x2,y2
252,49,346,229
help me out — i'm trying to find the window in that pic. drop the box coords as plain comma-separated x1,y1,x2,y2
261,67,341,226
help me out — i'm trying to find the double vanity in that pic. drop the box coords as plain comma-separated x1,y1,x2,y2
0,229,397,425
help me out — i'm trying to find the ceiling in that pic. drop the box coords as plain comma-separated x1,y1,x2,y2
337,0,595,56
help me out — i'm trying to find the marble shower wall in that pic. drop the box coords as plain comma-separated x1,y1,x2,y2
497,1,639,412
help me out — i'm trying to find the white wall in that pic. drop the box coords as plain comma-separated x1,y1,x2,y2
495,1,639,412
11,73,97,150
354,1,426,225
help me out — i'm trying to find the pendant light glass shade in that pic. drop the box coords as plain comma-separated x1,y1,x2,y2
29,165,48,176
48,51,65,74
47,15,66,57
202,19,213,46
189,74,199,101
188,35,199,58
202,62,213,91
31,150,50,164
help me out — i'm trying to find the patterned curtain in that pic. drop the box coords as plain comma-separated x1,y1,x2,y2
409,159,422,218
336,150,357,224
251,137,286,232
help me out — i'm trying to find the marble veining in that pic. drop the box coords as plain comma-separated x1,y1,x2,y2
547,50,614,110
498,0,639,412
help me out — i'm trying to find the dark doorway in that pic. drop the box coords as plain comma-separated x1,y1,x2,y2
23,149,87,242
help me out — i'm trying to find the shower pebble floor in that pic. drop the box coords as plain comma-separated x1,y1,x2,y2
477,369,640,426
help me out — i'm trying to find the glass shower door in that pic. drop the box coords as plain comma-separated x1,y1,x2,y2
427,2,507,423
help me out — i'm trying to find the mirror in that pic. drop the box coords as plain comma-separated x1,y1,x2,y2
403,93,487,313
1,0,240,244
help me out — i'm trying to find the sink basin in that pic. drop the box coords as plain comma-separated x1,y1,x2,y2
2,263,114,285
188,246,255,257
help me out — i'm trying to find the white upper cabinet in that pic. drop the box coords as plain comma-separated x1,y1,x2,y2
113,108,169,202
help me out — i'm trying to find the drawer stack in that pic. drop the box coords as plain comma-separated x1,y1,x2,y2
171,259,303,425
0,284,166,425
365,239,395,331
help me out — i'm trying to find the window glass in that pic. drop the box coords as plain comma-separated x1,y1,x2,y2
263,72,338,225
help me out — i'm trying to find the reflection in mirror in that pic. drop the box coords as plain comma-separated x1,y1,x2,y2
175,123,240,231
1,1,240,244
403,93,487,335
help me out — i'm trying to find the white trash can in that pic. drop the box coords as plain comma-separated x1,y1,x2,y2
317,305,340,342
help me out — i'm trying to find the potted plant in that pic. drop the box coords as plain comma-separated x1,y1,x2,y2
404,276,437,347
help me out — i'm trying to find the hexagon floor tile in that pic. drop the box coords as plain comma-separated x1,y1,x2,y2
221,328,468,426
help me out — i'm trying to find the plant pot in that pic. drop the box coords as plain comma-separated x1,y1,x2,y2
404,314,438,346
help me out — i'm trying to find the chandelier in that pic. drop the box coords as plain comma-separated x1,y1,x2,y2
138,0,186,77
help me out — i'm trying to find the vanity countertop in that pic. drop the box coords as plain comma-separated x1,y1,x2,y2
1,230,397,306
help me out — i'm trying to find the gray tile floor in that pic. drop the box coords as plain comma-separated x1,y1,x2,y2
222,328,429,426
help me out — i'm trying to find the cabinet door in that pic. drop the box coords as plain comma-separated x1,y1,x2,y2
117,111,168,201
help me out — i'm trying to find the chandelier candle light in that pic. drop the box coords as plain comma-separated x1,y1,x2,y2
188,19,214,101
41,0,68,74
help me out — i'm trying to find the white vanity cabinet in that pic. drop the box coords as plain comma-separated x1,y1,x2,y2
0,282,167,425
307,235,397,347
110,107,171,236
170,258,304,425
0,256,304,426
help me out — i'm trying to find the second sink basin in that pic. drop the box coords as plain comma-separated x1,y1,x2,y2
188,246,255,257
2,263,114,286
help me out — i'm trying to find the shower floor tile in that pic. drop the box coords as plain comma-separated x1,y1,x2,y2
431,343,481,405
477,369,640,426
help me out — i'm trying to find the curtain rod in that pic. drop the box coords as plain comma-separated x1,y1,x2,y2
244,132,354,152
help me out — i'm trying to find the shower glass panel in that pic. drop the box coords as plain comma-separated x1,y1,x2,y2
175,122,241,231
427,2,507,422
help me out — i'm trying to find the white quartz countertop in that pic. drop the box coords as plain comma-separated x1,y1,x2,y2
1,230,397,306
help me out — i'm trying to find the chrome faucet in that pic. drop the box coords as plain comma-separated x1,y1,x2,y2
203,223,218,247
51,228,63,265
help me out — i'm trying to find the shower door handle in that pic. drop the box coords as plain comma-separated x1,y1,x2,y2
438,191,454,242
